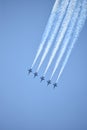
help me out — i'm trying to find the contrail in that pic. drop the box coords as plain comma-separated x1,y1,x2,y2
31,0,60,68
56,0,87,82
50,1,81,80
44,0,77,76
36,0,70,72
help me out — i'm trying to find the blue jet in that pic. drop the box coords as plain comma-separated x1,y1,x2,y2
40,76,45,82
34,72,38,78
47,80,51,86
53,83,57,88
28,68,32,74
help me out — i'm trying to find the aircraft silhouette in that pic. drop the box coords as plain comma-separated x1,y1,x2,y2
47,80,51,85
53,83,57,88
40,76,45,82
28,68,32,74
34,72,38,78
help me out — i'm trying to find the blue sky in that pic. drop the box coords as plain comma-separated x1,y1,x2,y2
0,0,87,130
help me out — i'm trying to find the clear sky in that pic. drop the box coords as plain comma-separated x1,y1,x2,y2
0,0,87,130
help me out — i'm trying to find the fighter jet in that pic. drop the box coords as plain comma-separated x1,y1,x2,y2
53,83,57,88
40,76,45,82
47,80,51,86
34,72,38,78
28,68,32,74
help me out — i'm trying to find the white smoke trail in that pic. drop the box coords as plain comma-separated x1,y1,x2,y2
31,0,60,68
44,0,77,76
50,1,81,80
36,0,69,72
56,0,87,82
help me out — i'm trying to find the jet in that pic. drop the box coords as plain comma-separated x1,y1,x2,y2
34,72,38,78
53,83,57,88
28,68,32,74
40,76,45,82
47,80,51,86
